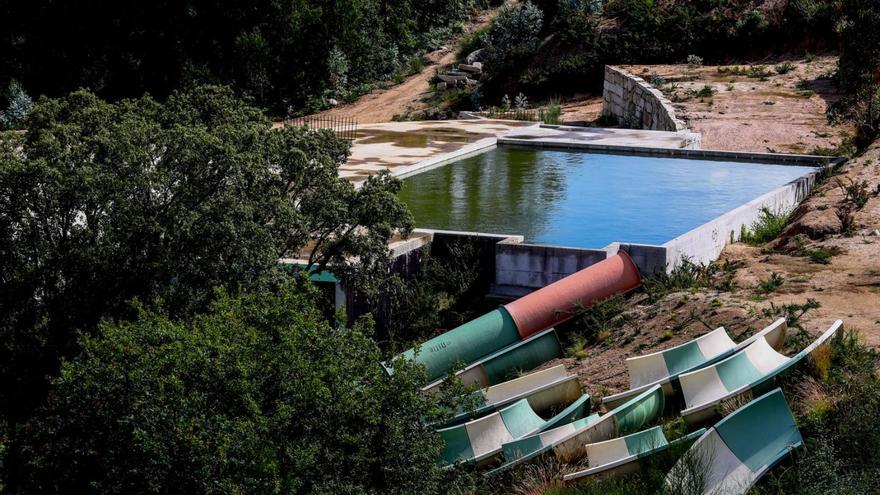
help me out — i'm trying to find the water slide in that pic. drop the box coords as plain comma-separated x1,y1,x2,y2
422,328,562,394
443,364,582,426
563,426,706,482
392,252,642,385
602,318,787,409
679,320,841,424
438,393,592,466
488,384,665,475
665,388,802,495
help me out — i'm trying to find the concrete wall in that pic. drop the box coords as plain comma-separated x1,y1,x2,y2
602,65,687,132
492,241,609,298
664,172,818,268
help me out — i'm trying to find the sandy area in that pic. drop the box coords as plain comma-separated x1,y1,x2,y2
621,57,850,153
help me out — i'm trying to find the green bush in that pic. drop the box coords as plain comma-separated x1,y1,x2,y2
775,61,796,74
740,208,791,245
0,86,411,432
483,2,544,73
14,281,461,494
540,98,563,124
643,258,739,301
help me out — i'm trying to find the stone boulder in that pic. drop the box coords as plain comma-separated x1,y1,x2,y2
458,64,482,75
465,48,486,64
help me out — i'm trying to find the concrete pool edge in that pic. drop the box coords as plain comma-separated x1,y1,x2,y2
497,134,845,168
662,168,822,268
351,136,498,188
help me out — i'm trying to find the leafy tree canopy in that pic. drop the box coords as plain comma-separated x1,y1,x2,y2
0,0,493,114
0,85,412,422
13,280,452,494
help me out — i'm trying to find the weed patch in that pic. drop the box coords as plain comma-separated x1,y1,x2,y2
757,272,785,293
741,207,791,245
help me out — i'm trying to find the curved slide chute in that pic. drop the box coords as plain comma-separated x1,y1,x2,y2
423,328,562,394
438,393,591,466
602,319,787,409
564,426,706,482
665,388,802,495
680,320,841,424
392,252,642,385
488,384,665,475
443,364,582,426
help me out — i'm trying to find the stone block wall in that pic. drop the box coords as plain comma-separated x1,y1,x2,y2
602,65,687,132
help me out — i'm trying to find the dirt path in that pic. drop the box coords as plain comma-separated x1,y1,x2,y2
309,9,502,124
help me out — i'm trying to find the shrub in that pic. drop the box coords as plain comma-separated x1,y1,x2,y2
757,272,785,293
686,54,703,67
696,84,715,97
797,245,842,264
484,2,544,72
14,281,460,494
740,208,791,245
761,298,821,332
643,258,739,302
836,177,876,209
540,98,563,124
775,62,796,74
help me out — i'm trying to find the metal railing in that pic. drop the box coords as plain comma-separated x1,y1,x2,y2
483,108,541,122
286,115,358,141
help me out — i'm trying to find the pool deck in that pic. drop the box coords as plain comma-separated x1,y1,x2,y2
498,124,701,151
342,120,701,184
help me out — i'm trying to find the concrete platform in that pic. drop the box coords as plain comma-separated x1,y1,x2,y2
498,124,701,150
341,120,703,185
340,120,532,183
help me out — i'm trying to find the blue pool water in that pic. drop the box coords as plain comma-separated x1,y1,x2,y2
398,147,816,248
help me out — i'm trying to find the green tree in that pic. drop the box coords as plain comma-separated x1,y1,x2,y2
485,2,545,73
835,0,880,147
0,80,34,130
0,0,487,114
14,280,454,494
0,85,411,427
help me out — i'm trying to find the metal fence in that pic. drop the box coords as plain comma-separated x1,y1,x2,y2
286,115,358,141
483,108,541,122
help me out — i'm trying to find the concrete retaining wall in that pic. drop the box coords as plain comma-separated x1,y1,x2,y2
602,66,687,132
492,241,609,298
664,172,818,268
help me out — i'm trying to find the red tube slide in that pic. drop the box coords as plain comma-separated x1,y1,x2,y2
503,251,641,339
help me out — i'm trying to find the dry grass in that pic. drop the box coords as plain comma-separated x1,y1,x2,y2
809,343,833,381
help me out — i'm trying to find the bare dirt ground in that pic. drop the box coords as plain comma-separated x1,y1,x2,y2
306,8,503,124
558,95,603,124
622,56,851,153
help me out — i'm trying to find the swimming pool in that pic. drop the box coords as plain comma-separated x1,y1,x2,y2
398,147,816,248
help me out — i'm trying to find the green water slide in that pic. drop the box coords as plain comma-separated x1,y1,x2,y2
564,426,706,482
437,394,592,466
489,384,666,475
403,307,520,383
665,388,802,495
422,328,562,394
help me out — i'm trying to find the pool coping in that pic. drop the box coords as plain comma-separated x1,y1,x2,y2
497,137,845,168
